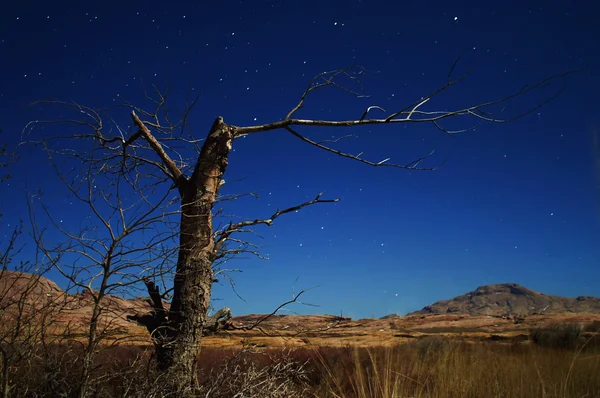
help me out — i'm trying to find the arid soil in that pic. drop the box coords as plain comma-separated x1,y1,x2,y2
2,271,600,348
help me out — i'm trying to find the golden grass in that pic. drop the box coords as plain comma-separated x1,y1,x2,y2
312,337,600,398
2,334,599,397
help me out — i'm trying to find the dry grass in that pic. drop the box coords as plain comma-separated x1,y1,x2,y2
2,333,599,397
313,337,600,398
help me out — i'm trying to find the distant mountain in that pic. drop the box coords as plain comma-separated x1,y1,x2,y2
406,283,600,317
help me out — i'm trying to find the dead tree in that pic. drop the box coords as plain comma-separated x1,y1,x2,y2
23,57,573,395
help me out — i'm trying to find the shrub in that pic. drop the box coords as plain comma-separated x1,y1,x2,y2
529,323,582,350
583,320,600,333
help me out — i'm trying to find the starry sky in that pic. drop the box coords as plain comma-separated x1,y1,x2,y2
1,0,599,319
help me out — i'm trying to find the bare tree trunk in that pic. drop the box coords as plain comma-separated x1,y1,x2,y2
78,304,100,398
153,117,234,394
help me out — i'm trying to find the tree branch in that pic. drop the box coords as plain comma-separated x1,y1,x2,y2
229,287,315,333
142,277,166,316
229,64,575,170
284,126,442,170
130,111,187,189
213,193,338,255
203,307,233,335
285,67,369,120
126,278,169,338
236,70,575,136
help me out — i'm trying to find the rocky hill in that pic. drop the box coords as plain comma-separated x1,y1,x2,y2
0,270,65,308
0,270,155,342
3,272,600,349
407,283,600,316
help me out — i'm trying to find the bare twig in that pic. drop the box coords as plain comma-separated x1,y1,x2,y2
213,193,338,257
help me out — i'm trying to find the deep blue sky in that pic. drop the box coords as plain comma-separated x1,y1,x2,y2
1,0,599,319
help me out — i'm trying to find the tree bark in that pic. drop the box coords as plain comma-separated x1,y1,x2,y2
153,116,234,394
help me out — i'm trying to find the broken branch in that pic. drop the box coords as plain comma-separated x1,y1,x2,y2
130,111,187,188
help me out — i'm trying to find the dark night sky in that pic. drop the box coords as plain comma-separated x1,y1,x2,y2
1,0,599,318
